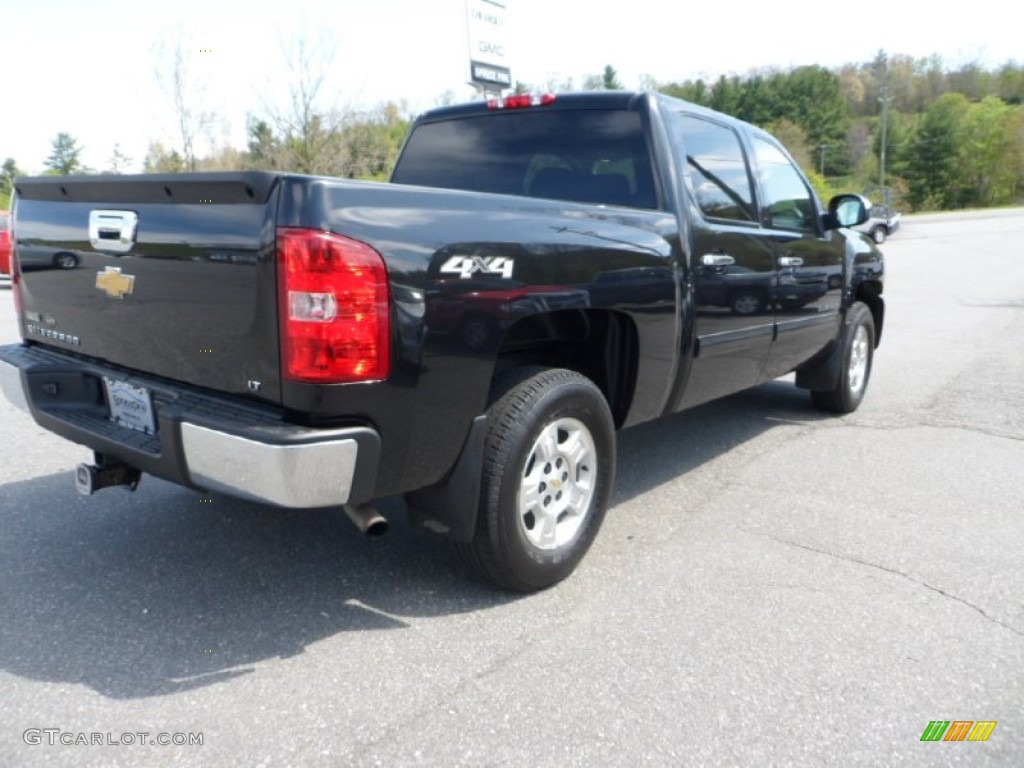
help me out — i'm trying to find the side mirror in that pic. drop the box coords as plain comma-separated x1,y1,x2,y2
824,193,871,230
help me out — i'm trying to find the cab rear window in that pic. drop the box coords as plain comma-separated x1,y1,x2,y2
393,110,658,210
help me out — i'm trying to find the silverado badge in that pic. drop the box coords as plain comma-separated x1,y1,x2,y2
95,266,136,299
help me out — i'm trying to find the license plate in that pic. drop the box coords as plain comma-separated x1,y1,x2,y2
103,376,156,434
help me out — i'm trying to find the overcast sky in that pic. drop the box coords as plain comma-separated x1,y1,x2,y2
2,0,1019,173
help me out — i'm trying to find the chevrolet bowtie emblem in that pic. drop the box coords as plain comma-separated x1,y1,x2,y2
95,266,135,299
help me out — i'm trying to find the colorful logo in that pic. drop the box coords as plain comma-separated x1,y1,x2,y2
920,721,997,742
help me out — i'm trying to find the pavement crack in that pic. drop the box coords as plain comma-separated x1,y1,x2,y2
338,623,563,765
750,532,1024,639
832,420,1024,443
471,633,540,682
919,420,1024,442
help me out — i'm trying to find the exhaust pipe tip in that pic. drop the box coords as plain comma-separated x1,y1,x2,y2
343,503,389,537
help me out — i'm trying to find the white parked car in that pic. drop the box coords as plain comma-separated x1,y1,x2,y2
853,203,901,244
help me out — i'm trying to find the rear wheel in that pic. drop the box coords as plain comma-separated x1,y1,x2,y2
54,252,79,269
871,226,887,244
811,302,875,414
452,367,615,591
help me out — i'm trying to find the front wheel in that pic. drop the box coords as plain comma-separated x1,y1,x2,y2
871,226,887,244
452,367,616,591
811,302,875,414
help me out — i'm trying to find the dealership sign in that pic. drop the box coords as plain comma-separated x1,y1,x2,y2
466,0,511,90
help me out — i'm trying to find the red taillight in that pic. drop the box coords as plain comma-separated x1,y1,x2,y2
9,224,22,319
487,93,557,110
277,228,390,383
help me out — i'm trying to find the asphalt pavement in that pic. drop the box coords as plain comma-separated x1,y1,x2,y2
0,208,1021,766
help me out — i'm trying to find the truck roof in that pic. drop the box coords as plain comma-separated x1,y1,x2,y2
414,90,770,141
417,91,655,122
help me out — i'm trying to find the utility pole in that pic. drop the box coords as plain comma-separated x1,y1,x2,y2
879,85,892,190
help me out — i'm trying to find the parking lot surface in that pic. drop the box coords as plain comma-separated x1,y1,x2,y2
1,208,1022,766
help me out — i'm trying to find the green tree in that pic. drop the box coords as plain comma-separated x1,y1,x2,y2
246,119,282,170
2,157,22,180
736,74,779,126
846,119,873,175
905,93,970,209
774,66,850,173
996,62,1024,104
196,145,246,171
913,55,949,110
341,103,412,180
143,141,185,173
765,118,813,169
601,65,622,90
709,75,742,116
805,167,837,204
264,34,351,176
839,65,867,115
106,143,132,174
960,97,1020,206
45,133,84,175
1,158,23,208
658,78,710,106
871,109,914,186
947,61,994,101
658,54,1024,211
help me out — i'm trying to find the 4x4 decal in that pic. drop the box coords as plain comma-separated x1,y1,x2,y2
440,255,515,279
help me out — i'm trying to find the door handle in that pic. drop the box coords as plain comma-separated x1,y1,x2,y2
702,253,736,267
778,256,804,267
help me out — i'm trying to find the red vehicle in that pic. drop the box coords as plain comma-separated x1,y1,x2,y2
0,211,11,284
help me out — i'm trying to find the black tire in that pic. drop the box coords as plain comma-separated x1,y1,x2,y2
871,226,887,244
53,252,79,269
452,367,616,591
730,292,764,316
811,302,875,414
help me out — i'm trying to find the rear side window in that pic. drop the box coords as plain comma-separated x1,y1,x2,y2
393,109,658,209
673,114,756,223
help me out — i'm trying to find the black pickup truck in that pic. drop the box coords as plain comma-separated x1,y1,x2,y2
0,92,883,591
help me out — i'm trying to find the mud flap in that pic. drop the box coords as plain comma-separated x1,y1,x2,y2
405,415,487,543
795,342,842,391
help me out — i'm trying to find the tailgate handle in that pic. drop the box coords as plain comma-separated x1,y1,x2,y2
89,210,138,254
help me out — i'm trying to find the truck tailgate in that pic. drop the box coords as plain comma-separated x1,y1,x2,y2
12,173,282,403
